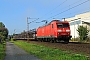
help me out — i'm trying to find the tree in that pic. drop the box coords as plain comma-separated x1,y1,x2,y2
77,25,89,41
0,22,8,43
0,27,8,39
0,22,5,27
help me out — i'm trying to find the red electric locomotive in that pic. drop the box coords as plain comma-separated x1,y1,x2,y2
36,20,72,43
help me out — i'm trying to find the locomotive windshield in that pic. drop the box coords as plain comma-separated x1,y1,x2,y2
57,23,69,28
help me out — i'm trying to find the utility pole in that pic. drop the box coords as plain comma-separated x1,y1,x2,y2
26,17,39,42
14,29,16,34
26,17,30,42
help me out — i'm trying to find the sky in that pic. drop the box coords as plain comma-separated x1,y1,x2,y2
0,0,90,35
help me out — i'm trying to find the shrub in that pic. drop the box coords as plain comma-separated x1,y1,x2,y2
77,26,89,41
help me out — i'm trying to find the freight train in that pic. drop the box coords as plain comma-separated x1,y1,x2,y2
13,20,72,43
36,20,72,43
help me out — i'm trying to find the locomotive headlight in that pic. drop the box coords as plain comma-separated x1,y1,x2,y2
66,30,70,32
57,30,62,32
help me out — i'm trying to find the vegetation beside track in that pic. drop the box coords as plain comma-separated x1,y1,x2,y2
14,40,88,60
0,43,6,60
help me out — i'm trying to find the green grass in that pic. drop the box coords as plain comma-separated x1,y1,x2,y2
14,41,88,60
0,43,6,60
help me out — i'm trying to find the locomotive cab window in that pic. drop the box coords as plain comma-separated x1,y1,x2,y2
52,24,54,28
57,24,63,28
57,24,69,28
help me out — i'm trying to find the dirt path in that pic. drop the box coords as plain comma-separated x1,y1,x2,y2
4,42,41,60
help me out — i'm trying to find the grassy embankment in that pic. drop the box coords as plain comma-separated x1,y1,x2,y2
14,40,88,60
0,43,6,60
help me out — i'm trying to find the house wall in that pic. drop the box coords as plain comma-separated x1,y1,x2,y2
69,19,82,38
64,12,90,38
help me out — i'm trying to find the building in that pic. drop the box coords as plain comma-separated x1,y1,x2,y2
64,12,90,38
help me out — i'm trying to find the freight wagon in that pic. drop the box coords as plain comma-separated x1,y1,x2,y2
36,20,72,43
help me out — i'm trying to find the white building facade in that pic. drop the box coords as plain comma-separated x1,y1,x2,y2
65,12,90,38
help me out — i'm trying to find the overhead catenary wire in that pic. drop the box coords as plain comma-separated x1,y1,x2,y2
33,0,84,22
42,0,68,16
48,0,83,18
29,0,83,22
29,0,68,23
47,0,90,19
42,0,84,21
79,6,90,14
29,0,81,22
55,5,90,19
28,0,90,30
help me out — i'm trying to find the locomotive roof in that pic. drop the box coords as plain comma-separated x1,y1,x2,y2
49,20,68,24
38,20,69,28
49,20,60,24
